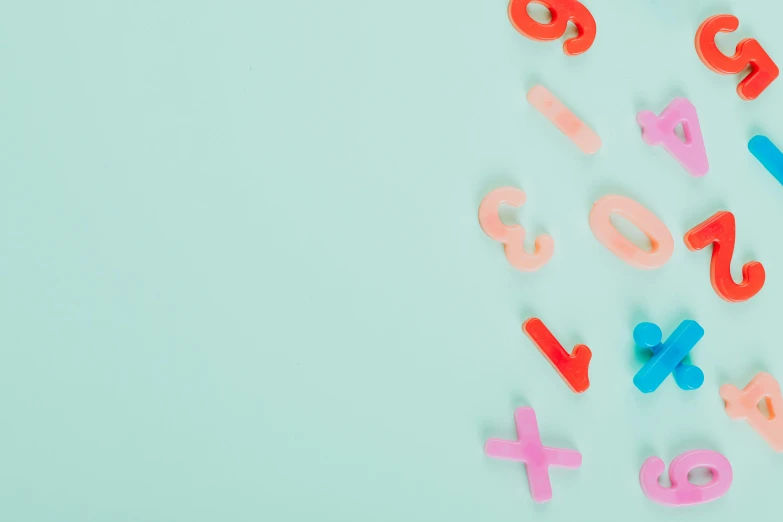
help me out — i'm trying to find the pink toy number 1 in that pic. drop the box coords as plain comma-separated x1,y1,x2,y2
640,450,733,507
478,187,554,272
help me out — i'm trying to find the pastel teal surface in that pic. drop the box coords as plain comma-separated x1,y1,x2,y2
3,1,783,521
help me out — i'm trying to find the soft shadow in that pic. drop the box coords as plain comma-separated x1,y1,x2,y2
716,362,768,390
522,72,543,93
634,87,689,114
747,124,768,141
668,435,720,457
478,395,530,445
518,306,538,325
637,443,658,468
633,342,653,371
629,306,648,329
665,309,696,332
695,3,734,25
510,393,530,411
476,171,520,203
680,198,729,232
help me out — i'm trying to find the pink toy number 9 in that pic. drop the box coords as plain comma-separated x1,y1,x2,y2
640,450,733,506
478,187,554,272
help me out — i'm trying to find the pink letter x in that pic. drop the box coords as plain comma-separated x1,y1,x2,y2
484,407,582,502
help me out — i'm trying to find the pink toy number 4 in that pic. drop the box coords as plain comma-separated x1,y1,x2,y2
485,407,582,503
637,98,709,177
721,372,783,452
640,450,733,507
478,187,554,272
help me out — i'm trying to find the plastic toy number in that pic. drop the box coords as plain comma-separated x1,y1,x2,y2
749,135,783,185
721,372,783,452
527,85,601,154
508,0,597,55
477,5,777,508
637,98,709,177
632,321,705,394
684,211,765,302
589,195,674,269
640,450,733,506
478,187,554,272
523,318,592,393
695,14,779,100
485,407,582,503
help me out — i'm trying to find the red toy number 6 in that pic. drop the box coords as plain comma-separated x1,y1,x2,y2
695,14,779,101
508,0,596,56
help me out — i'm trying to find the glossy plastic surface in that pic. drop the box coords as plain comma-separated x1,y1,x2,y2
684,211,765,302
526,85,601,154
640,450,733,506
478,187,554,272
636,97,709,177
633,321,705,393
522,318,591,393
695,14,779,100
484,407,582,503
508,0,596,55
749,135,783,185
720,372,783,452
479,187,555,272
589,195,674,269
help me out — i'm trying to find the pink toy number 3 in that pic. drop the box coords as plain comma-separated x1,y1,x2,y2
640,450,733,507
478,187,554,272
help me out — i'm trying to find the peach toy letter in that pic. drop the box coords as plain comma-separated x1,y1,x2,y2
721,372,783,451
478,187,554,272
589,195,674,269
527,85,601,155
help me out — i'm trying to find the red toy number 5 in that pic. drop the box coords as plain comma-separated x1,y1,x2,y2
508,0,596,56
695,14,779,101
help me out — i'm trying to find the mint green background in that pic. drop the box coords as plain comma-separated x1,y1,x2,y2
2,1,783,520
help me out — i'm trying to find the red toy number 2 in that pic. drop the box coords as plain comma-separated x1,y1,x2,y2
695,14,779,101
508,0,596,56
684,211,766,302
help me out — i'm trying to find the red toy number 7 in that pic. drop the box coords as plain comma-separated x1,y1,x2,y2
508,0,596,56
